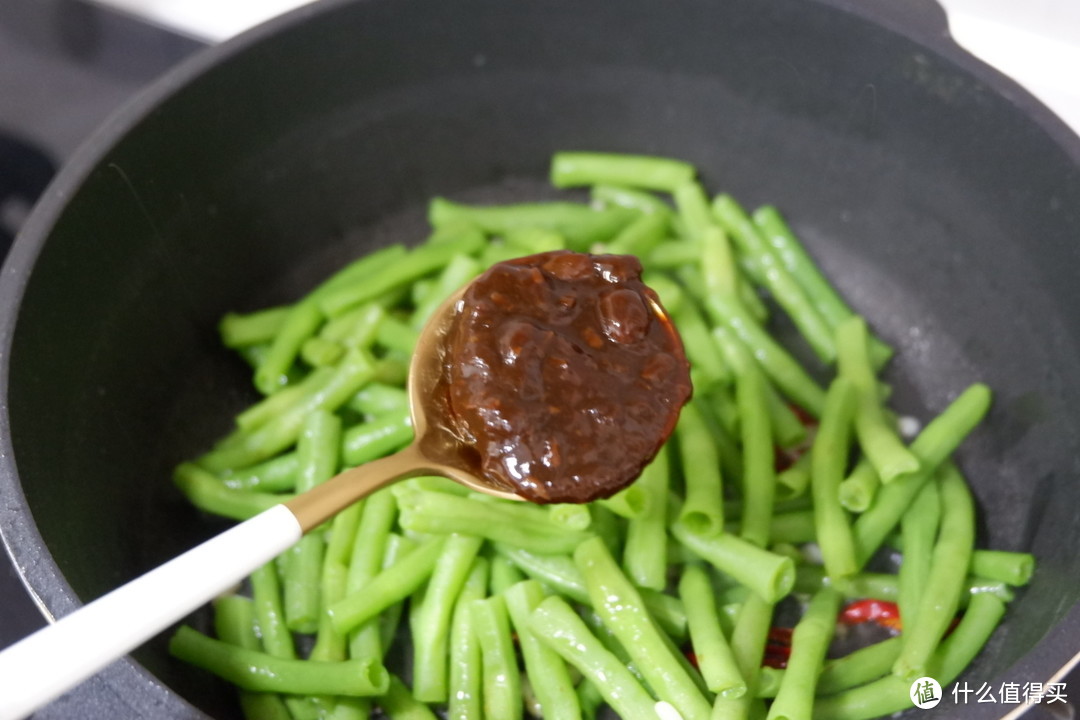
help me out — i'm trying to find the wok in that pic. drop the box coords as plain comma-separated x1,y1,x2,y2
1,0,1079,717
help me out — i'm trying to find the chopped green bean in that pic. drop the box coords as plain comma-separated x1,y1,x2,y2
530,596,660,720
680,565,746,698
471,596,522,720
551,152,695,192
811,377,859,580
169,626,389,696
893,464,976,682
836,317,919,483
677,400,725,537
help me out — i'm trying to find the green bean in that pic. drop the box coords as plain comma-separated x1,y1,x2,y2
970,549,1035,587
397,489,591,554
494,545,589,604
170,626,389,696
283,532,325,634
410,534,484,702
375,315,419,355
680,565,746,698
342,410,413,467
236,365,336,433
596,483,649,519
284,410,341,631
546,504,592,531
897,479,940,629
673,522,795,603
775,453,811,502
713,195,836,364
310,500,365,662
853,383,991,566
504,226,567,253
470,596,523,720
220,306,291,349
575,537,712,720
851,382,993,569
750,206,893,368
447,558,489,720
647,240,701,269
425,219,486,245
768,509,817,545
219,452,299,492
212,596,293,720
411,254,481,329
530,596,660,720
639,588,690,644
673,294,733,389
249,562,296,659
173,463,288,520
490,553,526,595
301,336,345,367
765,383,809,450
318,303,384,348
429,197,636,252
347,383,409,418
201,349,377,471
591,183,674,215
734,362,775,548
838,458,880,513
576,680,605,720
700,222,740,300
817,636,903,695
813,593,1005,720
712,594,774,720
673,181,714,242
677,400,725,537
309,244,410,301
754,667,783,699
893,464,976,682
811,377,859,580
836,317,919,483
604,211,669,256
318,234,483,318
505,581,582,720
799,564,1013,605
379,675,438,720
551,151,696,192
254,299,323,395
329,536,447,635
325,698,371,720
766,588,840,720
479,240,525,269
706,297,827,417
624,446,671,590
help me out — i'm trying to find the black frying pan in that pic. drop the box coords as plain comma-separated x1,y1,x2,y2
2,0,1079,717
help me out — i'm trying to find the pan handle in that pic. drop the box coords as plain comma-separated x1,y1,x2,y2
0,505,303,720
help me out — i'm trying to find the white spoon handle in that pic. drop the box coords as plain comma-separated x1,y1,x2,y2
0,504,302,720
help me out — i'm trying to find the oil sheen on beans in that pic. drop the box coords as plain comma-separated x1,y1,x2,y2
443,250,691,503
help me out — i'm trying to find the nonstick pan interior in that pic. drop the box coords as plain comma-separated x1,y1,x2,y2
2,0,1079,717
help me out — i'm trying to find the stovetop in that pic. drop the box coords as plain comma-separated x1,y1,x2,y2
0,1,1076,719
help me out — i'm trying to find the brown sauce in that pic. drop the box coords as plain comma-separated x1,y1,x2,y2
443,250,691,503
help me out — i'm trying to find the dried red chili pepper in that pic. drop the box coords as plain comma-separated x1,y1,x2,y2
840,599,902,632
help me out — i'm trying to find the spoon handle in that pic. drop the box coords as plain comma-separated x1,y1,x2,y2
0,505,302,720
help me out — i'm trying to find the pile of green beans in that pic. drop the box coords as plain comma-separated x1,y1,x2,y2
170,152,1034,720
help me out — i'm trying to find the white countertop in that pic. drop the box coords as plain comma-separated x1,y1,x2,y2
90,0,1080,135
